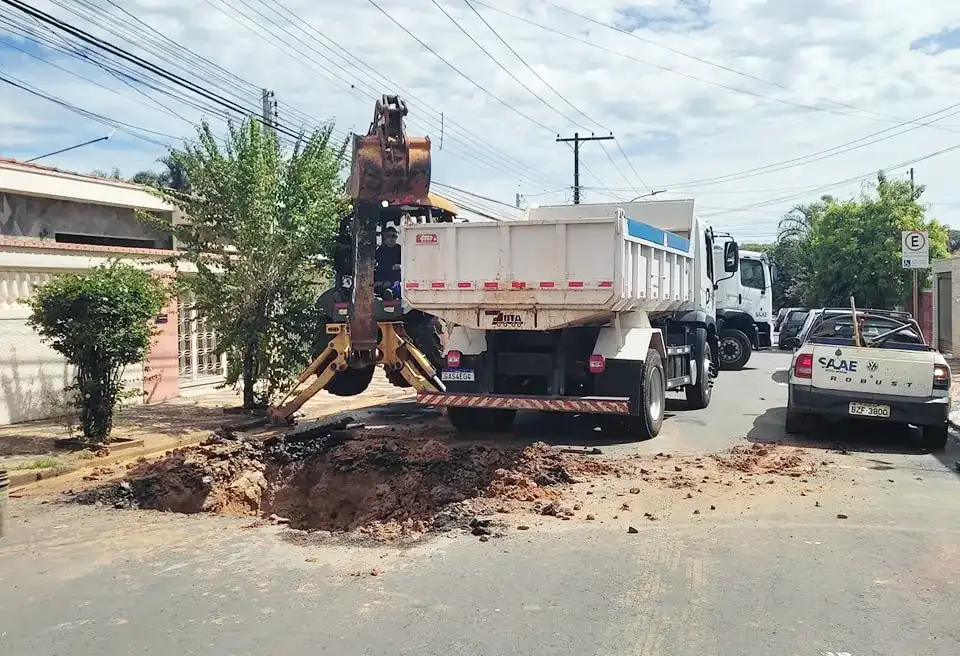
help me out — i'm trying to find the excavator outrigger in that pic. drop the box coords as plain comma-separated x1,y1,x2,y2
268,96,445,424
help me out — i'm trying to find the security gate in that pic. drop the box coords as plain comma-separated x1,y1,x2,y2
936,273,952,353
177,293,227,382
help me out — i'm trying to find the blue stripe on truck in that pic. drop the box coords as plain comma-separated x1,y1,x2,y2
625,217,690,252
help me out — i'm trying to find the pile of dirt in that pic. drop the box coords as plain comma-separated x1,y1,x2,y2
70,424,620,540
712,443,815,476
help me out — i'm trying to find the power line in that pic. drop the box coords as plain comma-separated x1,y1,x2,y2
2,0,314,143
428,0,581,130
536,0,960,133
203,0,568,189
0,72,177,146
700,144,960,217
470,1,940,125
364,0,557,134
662,102,960,189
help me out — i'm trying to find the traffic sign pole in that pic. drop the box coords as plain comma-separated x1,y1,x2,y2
913,270,918,319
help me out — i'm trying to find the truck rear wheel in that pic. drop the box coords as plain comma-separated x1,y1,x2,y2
685,328,713,410
719,328,751,370
448,407,516,433
626,349,665,439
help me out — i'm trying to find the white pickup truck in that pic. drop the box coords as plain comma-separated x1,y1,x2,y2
786,308,951,450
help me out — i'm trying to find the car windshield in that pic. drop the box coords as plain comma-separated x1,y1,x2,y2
785,309,808,324
807,313,925,346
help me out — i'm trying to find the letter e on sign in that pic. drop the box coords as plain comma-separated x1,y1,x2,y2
901,230,929,269
416,233,438,245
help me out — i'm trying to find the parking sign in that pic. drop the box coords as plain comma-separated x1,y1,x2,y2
901,230,929,269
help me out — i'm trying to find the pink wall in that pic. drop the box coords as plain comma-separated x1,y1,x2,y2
143,293,180,404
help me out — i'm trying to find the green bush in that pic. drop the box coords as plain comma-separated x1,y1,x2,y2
28,262,167,444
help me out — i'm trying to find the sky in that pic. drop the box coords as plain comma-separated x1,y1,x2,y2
2,0,960,241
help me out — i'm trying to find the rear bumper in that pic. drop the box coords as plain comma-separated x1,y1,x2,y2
417,392,630,415
789,385,949,426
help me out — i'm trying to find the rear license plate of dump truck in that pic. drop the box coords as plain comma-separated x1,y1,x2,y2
441,369,475,382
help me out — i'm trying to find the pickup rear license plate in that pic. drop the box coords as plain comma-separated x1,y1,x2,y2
848,402,891,418
441,369,475,382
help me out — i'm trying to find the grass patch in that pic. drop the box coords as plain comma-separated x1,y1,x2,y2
10,456,62,471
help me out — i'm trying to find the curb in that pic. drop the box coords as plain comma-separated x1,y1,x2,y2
949,411,960,431
8,391,415,492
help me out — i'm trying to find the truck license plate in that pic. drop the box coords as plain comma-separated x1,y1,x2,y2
441,369,475,382
848,402,891,418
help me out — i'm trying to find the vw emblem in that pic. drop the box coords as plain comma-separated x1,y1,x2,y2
835,349,842,357
867,361,879,372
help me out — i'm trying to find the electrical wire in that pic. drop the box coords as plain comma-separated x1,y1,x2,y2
536,0,960,133
364,0,556,134
470,1,942,126
661,102,960,190
700,145,960,217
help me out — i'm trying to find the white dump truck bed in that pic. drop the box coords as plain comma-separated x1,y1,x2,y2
402,200,700,330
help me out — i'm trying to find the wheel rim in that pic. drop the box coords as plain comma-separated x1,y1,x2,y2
648,366,665,421
703,345,714,394
720,337,742,363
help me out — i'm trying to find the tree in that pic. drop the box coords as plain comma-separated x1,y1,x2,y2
130,170,164,186
142,118,347,408
28,263,167,444
91,167,124,180
785,173,948,308
130,155,191,191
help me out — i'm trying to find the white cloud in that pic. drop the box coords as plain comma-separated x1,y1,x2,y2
2,0,960,239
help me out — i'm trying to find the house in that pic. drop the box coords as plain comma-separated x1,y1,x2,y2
0,157,226,425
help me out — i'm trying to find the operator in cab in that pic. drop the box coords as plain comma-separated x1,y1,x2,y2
375,226,402,298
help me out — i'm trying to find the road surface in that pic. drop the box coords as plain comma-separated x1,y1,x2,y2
2,351,958,655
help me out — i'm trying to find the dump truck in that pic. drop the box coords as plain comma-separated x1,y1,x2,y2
402,200,741,437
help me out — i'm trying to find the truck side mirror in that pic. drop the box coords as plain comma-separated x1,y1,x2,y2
770,264,778,284
723,242,739,273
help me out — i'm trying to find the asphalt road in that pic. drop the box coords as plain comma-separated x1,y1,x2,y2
2,350,959,656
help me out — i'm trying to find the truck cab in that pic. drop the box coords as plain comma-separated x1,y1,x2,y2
711,246,775,369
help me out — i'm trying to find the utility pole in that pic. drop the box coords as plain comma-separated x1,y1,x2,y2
261,89,277,135
556,132,613,204
909,167,918,319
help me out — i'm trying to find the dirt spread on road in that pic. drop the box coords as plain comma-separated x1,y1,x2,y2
70,422,624,540
712,443,815,476
68,420,821,542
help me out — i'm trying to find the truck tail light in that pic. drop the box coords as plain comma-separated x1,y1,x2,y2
588,354,606,374
446,350,461,368
933,364,950,390
794,353,813,379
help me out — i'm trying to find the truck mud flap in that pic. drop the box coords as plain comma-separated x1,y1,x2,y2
416,392,630,414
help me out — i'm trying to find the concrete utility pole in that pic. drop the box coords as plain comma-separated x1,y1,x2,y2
261,89,277,134
910,167,918,319
556,132,613,204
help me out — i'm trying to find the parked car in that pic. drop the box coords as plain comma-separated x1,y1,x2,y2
777,308,809,349
785,308,950,450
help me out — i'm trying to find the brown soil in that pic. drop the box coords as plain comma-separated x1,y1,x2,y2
712,443,815,476
70,427,624,540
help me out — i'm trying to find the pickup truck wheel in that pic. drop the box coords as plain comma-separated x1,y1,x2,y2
784,409,811,435
447,407,516,433
920,424,949,451
685,328,713,410
324,365,376,397
719,329,752,370
626,349,665,439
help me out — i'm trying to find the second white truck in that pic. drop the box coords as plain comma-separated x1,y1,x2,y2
400,199,740,437
713,246,775,370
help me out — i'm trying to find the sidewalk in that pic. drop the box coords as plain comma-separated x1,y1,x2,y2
0,370,413,487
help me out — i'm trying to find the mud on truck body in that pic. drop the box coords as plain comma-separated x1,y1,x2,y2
402,200,741,438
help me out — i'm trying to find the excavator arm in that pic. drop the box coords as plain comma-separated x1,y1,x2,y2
268,96,441,424
345,95,430,359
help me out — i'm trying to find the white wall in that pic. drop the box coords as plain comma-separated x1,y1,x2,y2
0,242,173,425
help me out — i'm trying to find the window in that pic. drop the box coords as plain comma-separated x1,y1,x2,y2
808,314,924,346
740,258,765,290
55,233,158,249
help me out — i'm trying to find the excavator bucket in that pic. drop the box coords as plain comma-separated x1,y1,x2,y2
347,95,431,203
